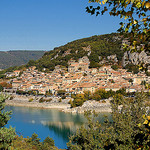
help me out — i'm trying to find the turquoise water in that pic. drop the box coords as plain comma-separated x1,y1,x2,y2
5,106,111,149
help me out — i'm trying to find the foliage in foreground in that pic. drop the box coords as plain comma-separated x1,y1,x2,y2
67,92,150,150
0,94,16,149
86,0,150,53
0,94,58,150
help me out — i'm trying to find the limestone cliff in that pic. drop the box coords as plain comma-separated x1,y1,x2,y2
122,51,150,68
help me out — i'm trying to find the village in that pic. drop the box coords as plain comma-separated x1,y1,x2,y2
5,56,149,96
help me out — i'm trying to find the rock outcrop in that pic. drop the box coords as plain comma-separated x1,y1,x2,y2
122,51,150,67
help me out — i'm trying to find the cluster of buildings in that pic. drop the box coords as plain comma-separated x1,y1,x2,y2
10,56,149,95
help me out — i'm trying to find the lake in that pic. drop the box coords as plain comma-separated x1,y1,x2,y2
5,106,111,149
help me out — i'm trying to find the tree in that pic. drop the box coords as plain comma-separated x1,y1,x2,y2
0,85,3,92
111,65,118,70
86,0,150,53
67,92,150,149
0,94,16,149
83,90,92,100
57,90,66,96
43,136,55,147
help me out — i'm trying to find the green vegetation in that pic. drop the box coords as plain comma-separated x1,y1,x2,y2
67,92,150,149
57,90,66,96
23,33,123,71
45,90,52,96
125,64,140,74
0,50,45,69
86,0,150,53
0,85,3,92
57,90,67,99
71,88,127,107
111,65,118,70
29,98,34,102
71,94,86,108
39,97,52,103
0,94,16,149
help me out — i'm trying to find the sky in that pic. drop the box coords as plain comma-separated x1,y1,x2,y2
0,0,121,51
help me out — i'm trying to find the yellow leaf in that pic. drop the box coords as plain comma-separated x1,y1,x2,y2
143,119,148,124
102,1,105,4
133,41,137,45
143,114,146,119
147,116,150,120
134,20,137,24
102,0,107,5
142,1,145,7
136,2,141,8
145,2,150,9
125,16,128,20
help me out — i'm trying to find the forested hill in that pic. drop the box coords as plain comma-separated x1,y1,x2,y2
30,33,124,71
0,51,46,69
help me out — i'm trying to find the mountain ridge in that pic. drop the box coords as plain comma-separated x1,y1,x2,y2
0,50,46,69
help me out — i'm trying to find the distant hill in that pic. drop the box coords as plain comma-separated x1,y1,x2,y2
0,51,46,69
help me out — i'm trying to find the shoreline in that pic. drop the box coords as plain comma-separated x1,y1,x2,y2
6,99,112,113
6,100,70,110
5,94,112,113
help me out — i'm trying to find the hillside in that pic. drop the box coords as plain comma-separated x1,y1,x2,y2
30,33,124,71
0,51,46,69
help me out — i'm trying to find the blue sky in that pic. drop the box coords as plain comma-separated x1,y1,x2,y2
0,0,121,51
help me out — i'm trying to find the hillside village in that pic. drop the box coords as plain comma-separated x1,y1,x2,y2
6,56,149,95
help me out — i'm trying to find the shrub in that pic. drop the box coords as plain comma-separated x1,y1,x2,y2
59,98,62,102
62,95,66,99
68,92,150,150
72,99,84,108
45,98,52,102
68,99,73,104
101,100,106,103
28,98,34,102
111,65,118,70
9,96,14,100
43,136,55,147
39,98,45,103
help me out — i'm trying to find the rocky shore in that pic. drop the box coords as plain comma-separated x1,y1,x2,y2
5,94,112,113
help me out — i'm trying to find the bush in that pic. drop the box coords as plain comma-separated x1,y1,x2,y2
43,136,55,147
101,100,106,103
57,90,66,96
9,96,14,100
72,98,84,108
45,98,52,102
39,98,45,103
28,98,34,102
59,98,62,102
68,99,73,105
62,95,66,99
0,85,3,92
71,94,86,107
111,65,118,70
16,90,27,95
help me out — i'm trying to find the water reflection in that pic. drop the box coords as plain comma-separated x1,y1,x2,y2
5,106,111,149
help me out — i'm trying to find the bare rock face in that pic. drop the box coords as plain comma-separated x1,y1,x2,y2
107,54,118,63
82,45,91,52
122,51,150,67
99,54,118,65
78,56,90,64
